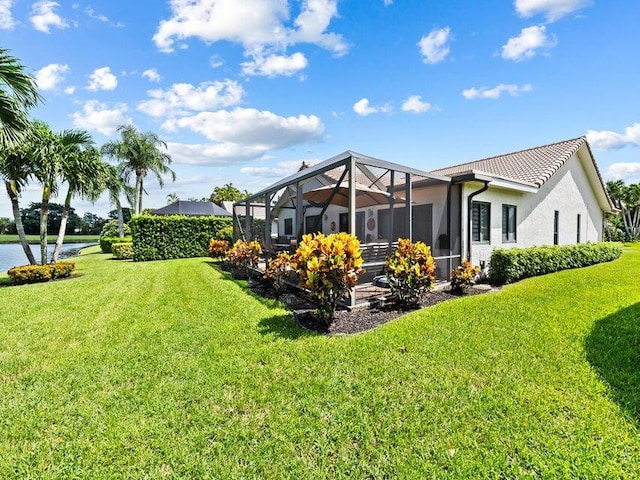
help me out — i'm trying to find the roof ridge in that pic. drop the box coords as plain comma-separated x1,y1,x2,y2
432,136,586,173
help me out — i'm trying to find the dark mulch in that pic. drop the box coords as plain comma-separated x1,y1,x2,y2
245,277,491,335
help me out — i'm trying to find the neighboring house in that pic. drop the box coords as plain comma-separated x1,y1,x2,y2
235,136,615,280
152,200,232,217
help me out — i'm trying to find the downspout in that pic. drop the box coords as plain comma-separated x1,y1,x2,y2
466,181,490,261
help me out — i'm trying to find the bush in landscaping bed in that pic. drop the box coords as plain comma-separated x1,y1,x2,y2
450,258,480,294
208,239,229,260
131,215,233,261
215,225,234,244
263,251,292,295
385,238,436,307
111,242,133,260
292,232,364,325
489,242,623,285
8,261,75,284
100,236,132,253
227,239,262,276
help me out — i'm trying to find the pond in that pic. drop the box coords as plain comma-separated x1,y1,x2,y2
0,243,95,273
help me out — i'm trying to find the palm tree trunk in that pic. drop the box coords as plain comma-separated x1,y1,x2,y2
116,197,124,237
5,180,36,265
51,186,72,262
135,174,143,215
40,184,51,265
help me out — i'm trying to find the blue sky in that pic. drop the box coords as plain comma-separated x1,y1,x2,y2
1,0,639,218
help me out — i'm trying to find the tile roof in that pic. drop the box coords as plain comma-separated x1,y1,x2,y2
431,137,587,187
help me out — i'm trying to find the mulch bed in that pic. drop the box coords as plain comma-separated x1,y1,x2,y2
244,275,492,335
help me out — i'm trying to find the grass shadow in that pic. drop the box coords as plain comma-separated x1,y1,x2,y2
585,302,640,427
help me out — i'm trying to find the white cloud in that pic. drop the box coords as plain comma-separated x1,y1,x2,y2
152,0,347,75
35,63,69,91
241,159,315,178
85,7,108,22
167,142,268,165
241,52,308,77
383,0,393,5
501,25,556,61
0,0,15,29
63,86,76,95
401,95,432,114
142,68,161,82
210,55,224,68
352,98,391,116
30,1,68,33
606,163,640,182
462,83,533,100
418,27,451,64
586,123,640,150
70,100,131,135
138,80,245,118
514,0,591,22
163,108,324,149
86,66,118,91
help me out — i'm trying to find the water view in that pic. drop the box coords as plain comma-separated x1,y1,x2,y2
0,243,95,272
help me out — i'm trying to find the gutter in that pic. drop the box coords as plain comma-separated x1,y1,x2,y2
451,172,492,262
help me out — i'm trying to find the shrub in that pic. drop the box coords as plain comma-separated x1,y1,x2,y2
100,236,132,253
8,261,75,284
112,242,133,260
385,238,436,306
100,220,131,238
263,251,292,295
215,225,234,244
208,239,229,260
450,258,480,294
227,240,262,274
489,242,623,285
131,215,233,261
291,232,364,325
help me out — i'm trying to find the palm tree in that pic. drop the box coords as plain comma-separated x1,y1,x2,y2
0,48,42,147
166,192,179,204
0,141,37,264
101,125,175,215
52,131,107,262
104,164,134,238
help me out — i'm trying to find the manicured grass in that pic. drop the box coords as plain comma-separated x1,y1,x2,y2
0,234,99,244
0,244,639,478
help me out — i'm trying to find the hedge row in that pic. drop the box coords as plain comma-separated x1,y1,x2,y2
131,215,233,261
112,242,133,260
8,261,75,284
100,236,132,253
489,242,623,284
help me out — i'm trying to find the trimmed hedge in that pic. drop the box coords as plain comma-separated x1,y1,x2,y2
8,261,75,284
100,236,132,253
112,242,133,260
131,215,233,261
489,242,623,285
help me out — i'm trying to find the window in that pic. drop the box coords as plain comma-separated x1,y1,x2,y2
576,214,581,243
284,218,293,236
472,201,490,243
305,215,322,234
553,211,559,245
502,204,517,243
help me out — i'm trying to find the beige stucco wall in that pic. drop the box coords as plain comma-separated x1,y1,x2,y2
461,151,605,266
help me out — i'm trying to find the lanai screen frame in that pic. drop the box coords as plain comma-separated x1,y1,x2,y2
234,150,458,273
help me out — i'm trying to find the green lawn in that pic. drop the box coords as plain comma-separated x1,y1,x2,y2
0,245,639,478
0,234,99,244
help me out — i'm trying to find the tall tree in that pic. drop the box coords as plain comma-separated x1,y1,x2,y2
0,48,42,146
104,164,134,237
52,131,107,262
101,125,175,215
166,192,179,204
209,183,250,206
606,180,640,240
0,48,42,265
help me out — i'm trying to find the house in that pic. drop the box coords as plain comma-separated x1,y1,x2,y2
152,200,232,217
234,137,614,300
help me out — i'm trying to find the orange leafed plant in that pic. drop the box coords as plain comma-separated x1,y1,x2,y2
227,239,262,272
385,238,436,306
450,258,480,294
263,251,292,295
208,238,229,260
291,232,364,325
